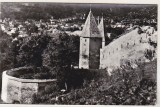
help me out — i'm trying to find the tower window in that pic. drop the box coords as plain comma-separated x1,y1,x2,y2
85,39,87,42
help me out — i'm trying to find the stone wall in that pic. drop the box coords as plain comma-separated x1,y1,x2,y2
79,37,90,69
100,26,157,71
79,37,102,69
89,38,102,69
1,67,57,104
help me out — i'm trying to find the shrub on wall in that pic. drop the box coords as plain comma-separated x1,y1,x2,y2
144,49,155,61
138,27,143,34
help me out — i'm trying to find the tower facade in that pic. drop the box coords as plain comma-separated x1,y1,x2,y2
79,10,102,69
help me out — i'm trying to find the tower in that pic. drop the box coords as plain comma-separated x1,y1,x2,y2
79,10,102,69
98,16,105,47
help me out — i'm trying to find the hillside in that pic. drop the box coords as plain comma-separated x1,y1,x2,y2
100,26,157,71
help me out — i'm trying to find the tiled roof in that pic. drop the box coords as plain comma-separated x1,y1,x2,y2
80,10,101,38
98,16,105,41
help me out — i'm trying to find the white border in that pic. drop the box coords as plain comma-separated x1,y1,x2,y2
0,0,159,107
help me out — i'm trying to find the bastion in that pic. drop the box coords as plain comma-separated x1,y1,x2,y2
1,67,57,104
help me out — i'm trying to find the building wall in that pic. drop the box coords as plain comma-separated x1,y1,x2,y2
89,38,102,69
79,37,90,69
79,37,102,69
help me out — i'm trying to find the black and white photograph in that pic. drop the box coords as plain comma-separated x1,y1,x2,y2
0,0,158,105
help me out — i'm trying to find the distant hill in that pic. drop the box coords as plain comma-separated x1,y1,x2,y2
0,3,157,21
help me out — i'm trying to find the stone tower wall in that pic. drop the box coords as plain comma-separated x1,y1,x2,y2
89,38,102,69
79,37,102,69
79,37,90,69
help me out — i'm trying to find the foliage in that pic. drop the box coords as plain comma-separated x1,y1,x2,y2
14,34,51,67
1,28,79,84
25,23,39,35
138,27,143,34
42,33,79,87
31,60,156,105
0,31,13,71
104,26,125,44
32,83,60,104
148,38,157,48
11,29,19,39
144,49,155,61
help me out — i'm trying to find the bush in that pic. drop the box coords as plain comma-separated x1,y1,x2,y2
31,62,157,105
32,83,60,104
144,49,155,61
33,72,51,79
20,73,34,79
138,27,143,34
42,60,156,105
45,83,59,94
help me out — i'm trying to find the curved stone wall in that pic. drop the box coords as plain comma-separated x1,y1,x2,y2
1,67,57,104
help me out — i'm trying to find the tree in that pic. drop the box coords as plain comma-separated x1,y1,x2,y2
42,33,80,88
15,34,50,67
25,23,38,35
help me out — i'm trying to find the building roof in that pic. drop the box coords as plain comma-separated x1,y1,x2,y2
98,16,105,41
80,10,101,38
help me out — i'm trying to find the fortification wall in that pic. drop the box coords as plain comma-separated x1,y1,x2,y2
100,26,157,70
1,67,57,104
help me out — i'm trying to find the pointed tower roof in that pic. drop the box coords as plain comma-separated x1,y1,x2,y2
98,16,105,41
80,10,102,38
